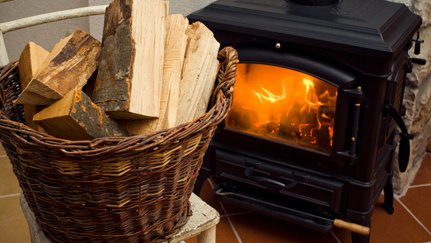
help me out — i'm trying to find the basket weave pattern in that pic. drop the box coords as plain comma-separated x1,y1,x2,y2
0,47,238,242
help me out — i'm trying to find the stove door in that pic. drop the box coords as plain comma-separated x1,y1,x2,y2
227,63,338,154
220,46,360,163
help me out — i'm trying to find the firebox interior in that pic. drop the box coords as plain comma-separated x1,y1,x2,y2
227,63,338,153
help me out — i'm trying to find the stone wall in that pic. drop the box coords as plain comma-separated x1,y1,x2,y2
389,0,431,196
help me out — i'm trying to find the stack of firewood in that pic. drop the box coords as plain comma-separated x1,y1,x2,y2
15,0,220,140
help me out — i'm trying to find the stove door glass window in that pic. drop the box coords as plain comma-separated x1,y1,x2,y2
226,63,338,153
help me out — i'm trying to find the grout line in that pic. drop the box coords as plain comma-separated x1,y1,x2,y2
0,193,20,199
409,183,431,189
396,198,431,236
221,211,252,218
207,179,243,243
330,230,342,243
207,178,216,189
219,201,244,243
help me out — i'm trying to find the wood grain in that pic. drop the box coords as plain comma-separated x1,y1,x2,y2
92,0,167,119
120,14,189,135
176,22,220,125
15,30,101,105
33,89,128,140
17,42,49,131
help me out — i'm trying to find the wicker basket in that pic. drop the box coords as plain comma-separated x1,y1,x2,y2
0,47,238,242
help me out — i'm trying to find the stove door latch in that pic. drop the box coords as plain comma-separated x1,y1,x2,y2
383,104,414,172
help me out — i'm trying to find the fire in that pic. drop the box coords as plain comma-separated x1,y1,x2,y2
254,82,287,104
226,63,338,153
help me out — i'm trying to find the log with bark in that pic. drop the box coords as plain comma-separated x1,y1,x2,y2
91,0,168,119
15,30,101,105
33,89,128,140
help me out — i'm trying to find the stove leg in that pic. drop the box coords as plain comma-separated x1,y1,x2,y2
381,175,394,215
351,232,371,243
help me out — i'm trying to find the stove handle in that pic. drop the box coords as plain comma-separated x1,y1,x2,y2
244,167,297,189
384,103,414,172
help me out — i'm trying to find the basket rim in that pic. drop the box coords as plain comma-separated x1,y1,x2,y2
0,47,238,156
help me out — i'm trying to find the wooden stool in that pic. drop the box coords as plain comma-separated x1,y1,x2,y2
20,193,220,243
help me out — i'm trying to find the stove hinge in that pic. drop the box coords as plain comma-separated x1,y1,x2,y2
336,86,365,165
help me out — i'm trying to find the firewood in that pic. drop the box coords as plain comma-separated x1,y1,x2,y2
15,30,101,105
33,89,128,140
17,42,49,132
120,14,189,135
176,22,220,125
193,51,220,119
92,0,168,119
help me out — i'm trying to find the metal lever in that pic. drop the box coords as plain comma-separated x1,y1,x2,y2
410,58,427,65
384,104,413,172
413,32,424,55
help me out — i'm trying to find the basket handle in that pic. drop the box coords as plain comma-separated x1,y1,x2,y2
210,46,239,106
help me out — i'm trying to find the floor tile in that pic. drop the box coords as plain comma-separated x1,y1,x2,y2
0,156,22,196
412,154,431,186
0,196,30,243
229,213,337,243
400,186,431,232
185,217,239,243
334,196,431,243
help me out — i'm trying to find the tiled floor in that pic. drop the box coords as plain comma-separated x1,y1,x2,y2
1,144,430,243
187,155,431,243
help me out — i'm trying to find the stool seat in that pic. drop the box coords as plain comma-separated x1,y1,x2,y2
20,193,220,243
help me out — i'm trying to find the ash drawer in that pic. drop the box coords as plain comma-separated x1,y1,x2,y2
214,150,344,211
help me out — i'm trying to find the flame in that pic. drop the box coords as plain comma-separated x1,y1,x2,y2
303,79,323,108
254,82,287,103
226,63,338,153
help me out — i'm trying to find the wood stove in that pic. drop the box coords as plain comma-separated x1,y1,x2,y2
189,0,423,242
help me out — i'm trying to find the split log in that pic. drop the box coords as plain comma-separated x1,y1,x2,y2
193,52,220,119
120,14,189,135
176,22,220,125
15,30,101,105
92,0,168,119
17,42,49,131
33,89,128,140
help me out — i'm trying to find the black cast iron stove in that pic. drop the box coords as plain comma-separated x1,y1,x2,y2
189,0,423,242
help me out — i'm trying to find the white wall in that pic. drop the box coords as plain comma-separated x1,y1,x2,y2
1,0,216,61
0,0,90,61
